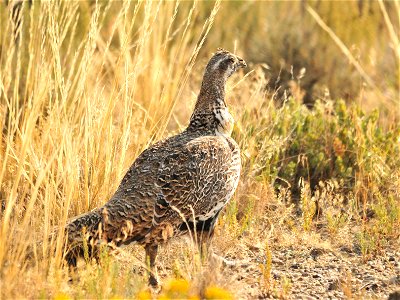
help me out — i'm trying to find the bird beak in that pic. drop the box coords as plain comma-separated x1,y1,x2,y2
235,56,247,69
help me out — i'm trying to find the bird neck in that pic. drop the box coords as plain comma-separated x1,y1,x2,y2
187,74,234,137
194,75,226,112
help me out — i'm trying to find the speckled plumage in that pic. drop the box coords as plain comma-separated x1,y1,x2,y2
64,49,246,285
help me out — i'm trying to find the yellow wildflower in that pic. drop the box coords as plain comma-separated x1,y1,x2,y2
204,286,233,300
53,293,72,300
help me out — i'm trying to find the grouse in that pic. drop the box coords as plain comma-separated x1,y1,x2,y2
64,49,246,286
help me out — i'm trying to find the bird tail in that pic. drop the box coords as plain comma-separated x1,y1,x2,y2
24,209,103,267
64,209,103,266
66,209,103,240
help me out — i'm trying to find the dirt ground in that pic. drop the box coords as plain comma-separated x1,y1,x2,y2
226,243,399,299
151,217,400,299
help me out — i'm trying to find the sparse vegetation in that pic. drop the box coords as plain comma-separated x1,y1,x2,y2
0,1,399,299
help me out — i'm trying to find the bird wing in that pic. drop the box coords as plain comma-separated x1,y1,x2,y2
152,135,239,227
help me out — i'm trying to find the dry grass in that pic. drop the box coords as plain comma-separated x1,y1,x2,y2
0,1,399,299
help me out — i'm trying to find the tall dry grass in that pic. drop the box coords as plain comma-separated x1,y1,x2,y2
0,1,228,297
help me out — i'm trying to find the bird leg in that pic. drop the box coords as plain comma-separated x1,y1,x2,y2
145,244,159,287
65,250,80,282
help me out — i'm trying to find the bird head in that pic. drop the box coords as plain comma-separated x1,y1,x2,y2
189,49,246,132
205,49,247,80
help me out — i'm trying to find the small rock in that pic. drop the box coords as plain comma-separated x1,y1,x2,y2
291,263,300,269
389,276,400,285
310,248,325,260
364,275,376,281
353,244,362,255
365,282,379,291
327,279,340,291
327,264,337,270
272,271,281,280
272,257,284,265
388,291,400,300
340,246,353,253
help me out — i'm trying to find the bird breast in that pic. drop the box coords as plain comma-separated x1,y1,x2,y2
214,107,235,137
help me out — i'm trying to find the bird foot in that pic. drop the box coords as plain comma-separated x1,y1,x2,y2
149,274,159,287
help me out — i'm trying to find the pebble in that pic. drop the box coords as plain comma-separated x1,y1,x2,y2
388,291,400,300
327,279,340,291
389,276,400,285
291,263,300,269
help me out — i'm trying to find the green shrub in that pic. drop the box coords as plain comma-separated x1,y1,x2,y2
236,98,400,201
